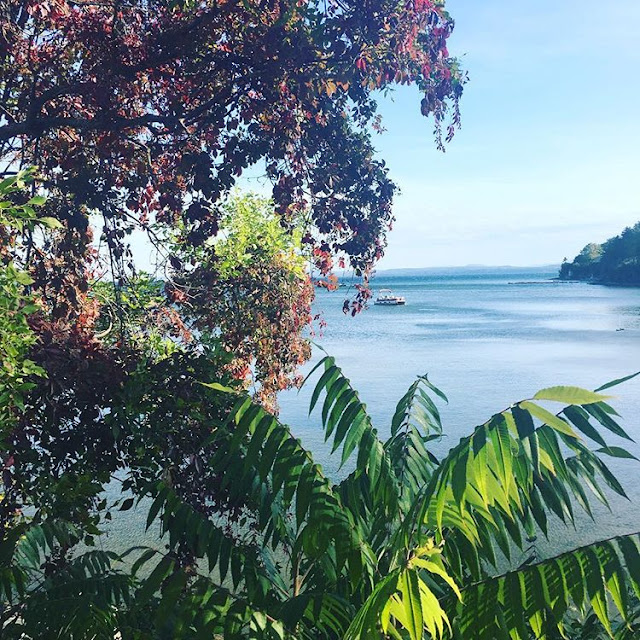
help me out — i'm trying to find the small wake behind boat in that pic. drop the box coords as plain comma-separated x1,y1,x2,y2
375,289,406,305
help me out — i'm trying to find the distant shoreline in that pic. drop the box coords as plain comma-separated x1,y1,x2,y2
590,280,640,289
375,264,560,277
508,279,568,285
555,277,640,289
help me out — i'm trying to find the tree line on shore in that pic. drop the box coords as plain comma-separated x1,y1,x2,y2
559,222,640,285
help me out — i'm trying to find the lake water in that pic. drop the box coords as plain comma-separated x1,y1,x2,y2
106,267,640,559
279,267,640,555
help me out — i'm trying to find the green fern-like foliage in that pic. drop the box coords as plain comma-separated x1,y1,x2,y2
2,357,639,639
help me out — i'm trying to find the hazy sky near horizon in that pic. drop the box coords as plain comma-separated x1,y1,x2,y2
369,0,640,269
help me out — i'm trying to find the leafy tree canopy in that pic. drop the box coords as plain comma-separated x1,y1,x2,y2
0,0,466,397
0,0,465,275
559,223,640,285
170,191,314,408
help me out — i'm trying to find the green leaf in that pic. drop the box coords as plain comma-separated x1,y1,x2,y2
596,446,638,460
420,375,449,404
199,381,237,393
137,555,175,604
563,406,608,447
519,401,579,439
345,571,400,640
131,548,158,576
341,411,369,466
585,403,633,441
451,450,469,505
146,486,168,530
533,386,611,405
511,405,535,438
398,569,423,640
14,271,34,285
119,498,135,511
595,371,640,392
37,216,63,229
309,364,338,415
331,401,362,453
322,377,348,426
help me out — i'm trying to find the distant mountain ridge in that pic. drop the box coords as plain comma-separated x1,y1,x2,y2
559,222,640,285
376,264,559,277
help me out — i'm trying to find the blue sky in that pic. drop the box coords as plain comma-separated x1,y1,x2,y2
373,0,640,269
131,1,640,272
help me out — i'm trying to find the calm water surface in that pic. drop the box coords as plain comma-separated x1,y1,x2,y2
107,268,640,558
279,267,640,555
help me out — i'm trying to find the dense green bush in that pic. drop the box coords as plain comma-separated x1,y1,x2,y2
3,346,640,638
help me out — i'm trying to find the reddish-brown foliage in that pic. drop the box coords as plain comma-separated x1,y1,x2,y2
1,0,464,278
0,2,464,509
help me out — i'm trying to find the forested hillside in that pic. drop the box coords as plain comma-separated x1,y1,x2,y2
559,222,640,284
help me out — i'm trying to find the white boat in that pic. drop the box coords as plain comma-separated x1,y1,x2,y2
375,289,406,306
